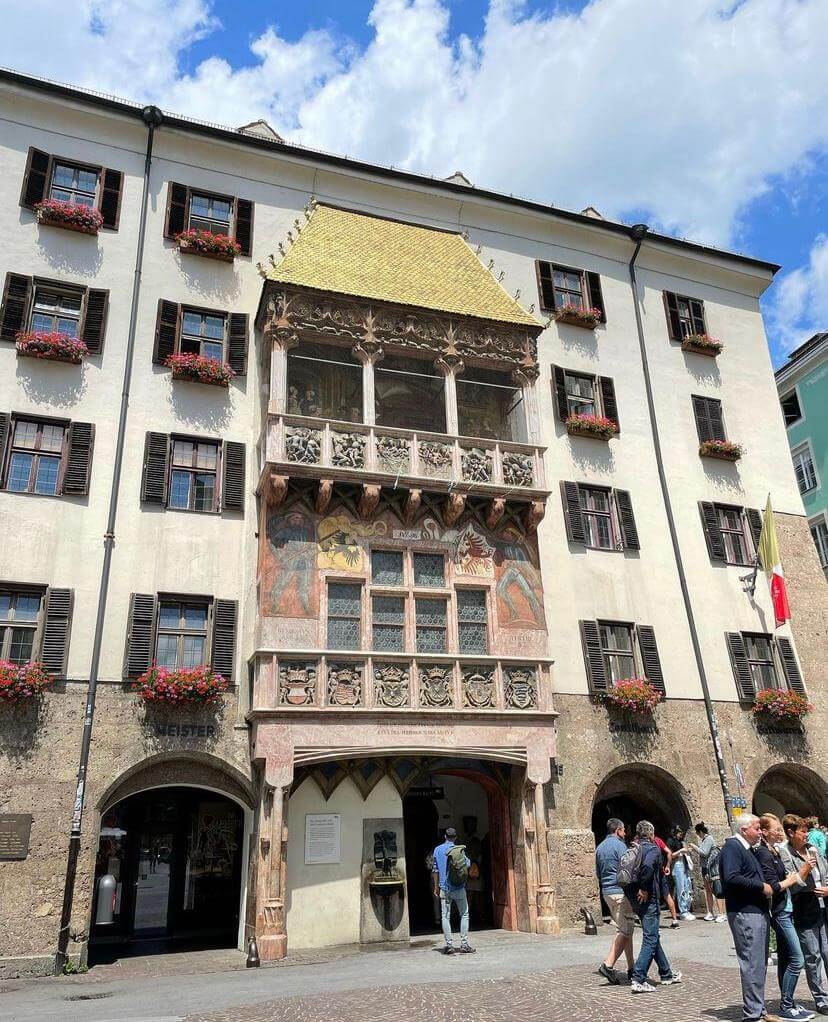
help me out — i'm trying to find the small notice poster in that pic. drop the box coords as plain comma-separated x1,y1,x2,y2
0,814,33,860
304,813,341,864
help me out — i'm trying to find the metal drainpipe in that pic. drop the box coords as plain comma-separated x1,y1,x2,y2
626,224,733,827
54,104,164,974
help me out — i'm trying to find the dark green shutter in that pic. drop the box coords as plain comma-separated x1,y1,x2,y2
614,489,639,550
1,273,33,341
210,599,237,681
40,588,74,676
746,508,762,552
692,395,726,443
153,300,179,364
699,502,726,561
234,198,254,256
20,147,50,209
689,298,706,335
221,441,245,512
80,289,108,353
552,366,569,421
580,620,608,693
561,481,586,544
141,432,170,505
227,313,248,376
63,422,95,496
124,594,157,677
775,636,806,694
537,261,555,311
164,182,189,238
663,291,681,340
599,376,619,429
0,413,9,472
99,168,123,230
726,632,755,702
637,625,664,692
586,271,605,322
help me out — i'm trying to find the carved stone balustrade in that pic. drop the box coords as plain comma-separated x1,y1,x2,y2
249,652,555,717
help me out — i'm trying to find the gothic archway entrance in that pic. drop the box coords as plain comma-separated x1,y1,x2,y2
591,764,691,846
752,763,828,821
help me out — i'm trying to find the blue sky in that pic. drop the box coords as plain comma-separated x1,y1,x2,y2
3,0,828,363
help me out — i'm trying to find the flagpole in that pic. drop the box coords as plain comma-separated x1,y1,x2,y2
740,492,770,601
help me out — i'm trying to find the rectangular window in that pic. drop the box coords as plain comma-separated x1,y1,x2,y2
375,354,446,434
810,518,828,569
792,444,817,494
456,589,488,654
30,286,83,337
744,633,778,690
579,487,616,550
371,550,404,587
413,553,445,588
598,622,635,682
456,366,526,442
718,506,751,565
5,418,66,495
538,264,587,312
180,309,226,362
156,601,208,669
188,192,232,236
564,373,597,417
286,340,363,423
415,597,447,653
0,589,42,664
371,594,405,652
664,291,706,339
781,390,802,428
168,439,219,512
326,582,362,650
49,162,99,208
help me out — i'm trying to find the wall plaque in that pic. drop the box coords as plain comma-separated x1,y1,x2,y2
304,813,341,864
0,814,33,860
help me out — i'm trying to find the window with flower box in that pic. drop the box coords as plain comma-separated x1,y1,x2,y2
0,589,42,663
0,584,73,675
0,273,109,353
561,481,638,550
20,147,123,229
551,366,619,433
140,432,245,513
0,413,95,497
663,291,706,340
692,395,727,443
725,631,805,701
156,601,210,669
188,193,233,235
163,182,253,255
580,619,664,694
536,262,605,321
153,300,248,376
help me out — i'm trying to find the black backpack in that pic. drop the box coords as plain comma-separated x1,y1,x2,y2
616,843,644,888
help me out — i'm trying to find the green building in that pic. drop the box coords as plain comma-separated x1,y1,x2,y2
777,332,828,576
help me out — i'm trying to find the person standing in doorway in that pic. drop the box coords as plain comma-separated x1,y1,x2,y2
721,813,776,1022
595,818,636,984
432,826,475,956
668,825,696,921
626,821,683,994
693,822,727,922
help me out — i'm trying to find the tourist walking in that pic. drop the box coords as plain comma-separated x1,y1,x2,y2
654,832,680,928
693,821,727,922
720,813,775,1022
780,814,828,1015
595,818,636,984
432,826,475,955
807,818,827,859
625,820,683,994
668,825,696,921
756,813,814,1020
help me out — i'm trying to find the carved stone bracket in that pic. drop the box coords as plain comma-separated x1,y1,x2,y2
315,479,333,515
404,488,422,524
443,492,466,527
265,471,289,508
358,483,381,519
485,497,505,530
522,500,546,533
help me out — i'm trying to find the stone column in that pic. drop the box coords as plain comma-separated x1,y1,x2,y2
353,338,383,426
256,781,290,960
512,365,540,445
263,293,299,416
436,351,464,436
531,780,559,934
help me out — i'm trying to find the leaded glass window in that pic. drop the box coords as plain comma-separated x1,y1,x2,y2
415,598,447,653
456,589,488,654
327,582,362,650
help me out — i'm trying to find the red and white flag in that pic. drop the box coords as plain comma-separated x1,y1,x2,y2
757,497,791,627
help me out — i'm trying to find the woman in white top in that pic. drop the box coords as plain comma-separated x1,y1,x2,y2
692,822,726,922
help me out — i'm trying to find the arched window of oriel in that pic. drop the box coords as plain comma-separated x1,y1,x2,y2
457,365,526,442
375,354,446,433
287,340,363,423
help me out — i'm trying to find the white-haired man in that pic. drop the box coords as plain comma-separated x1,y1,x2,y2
720,813,777,1022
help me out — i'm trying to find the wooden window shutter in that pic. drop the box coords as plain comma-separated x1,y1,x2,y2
698,502,726,561
536,261,555,311
141,432,170,505
227,313,248,376
40,588,74,676
221,441,245,512
20,147,51,209
79,288,109,353
0,412,9,471
725,632,756,702
598,376,619,429
586,272,605,322
689,298,706,335
1,272,33,341
775,636,806,694
580,619,608,693
745,507,762,551
124,593,157,677
164,182,189,238
692,395,725,442
637,625,665,692
63,422,95,496
561,481,586,544
663,291,681,340
153,300,180,364
210,599,238,681
614,489,640,550
234,198,254,256
99,168,124,230
552,365,569,422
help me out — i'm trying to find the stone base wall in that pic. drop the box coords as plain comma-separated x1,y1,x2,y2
0,684,251,976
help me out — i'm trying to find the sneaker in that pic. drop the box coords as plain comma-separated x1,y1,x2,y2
631,980,656,994
703,912,715,921
779,1008,814,1021
459,944,476,954
670,920,680,929
440,945,455,955
598,963,620,984
661,972,683,986
715,914,727,923
793,1007,816,1020
680,912,696,921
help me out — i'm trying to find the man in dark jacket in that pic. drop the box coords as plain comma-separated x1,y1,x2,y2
627,820,682,994
720,814,775,1022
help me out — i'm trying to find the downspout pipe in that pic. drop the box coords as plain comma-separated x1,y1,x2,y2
55,104,164,974
626,224,733,827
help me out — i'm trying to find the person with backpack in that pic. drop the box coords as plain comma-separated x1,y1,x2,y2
693,821,727,922
595,818,636,984
621,820,683,994
432,826,475,955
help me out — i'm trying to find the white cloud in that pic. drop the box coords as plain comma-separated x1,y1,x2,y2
2,0,828,248
766,234,828,357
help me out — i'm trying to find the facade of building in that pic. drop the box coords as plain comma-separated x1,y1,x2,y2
776,333,828,577
0,70,826,977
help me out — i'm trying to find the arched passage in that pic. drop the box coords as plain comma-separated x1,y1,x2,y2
752,763,828,821
591,763,691,846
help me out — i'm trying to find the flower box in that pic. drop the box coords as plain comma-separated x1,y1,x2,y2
682,334,723,357
134,664,228,705
0,660,51,703
752,688,812,723
176,229,241,262
34,199,103,236
598,678,662,715
699,439,743,461
16,330,88,365
566,413,618,440
165,352,235,387
554,304,602,329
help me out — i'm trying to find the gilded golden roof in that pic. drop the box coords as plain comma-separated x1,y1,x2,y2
266,203,539,328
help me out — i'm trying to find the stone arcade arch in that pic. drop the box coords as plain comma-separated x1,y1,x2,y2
591,763,692,844
752,763,828,821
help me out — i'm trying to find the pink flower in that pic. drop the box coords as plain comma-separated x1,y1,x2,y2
0,660,51,702
34,198,103,232
16,330,89,363
165,352,235,387
134,664,227,705
176,229,241,259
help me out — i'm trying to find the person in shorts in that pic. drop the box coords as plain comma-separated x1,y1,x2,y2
595,818,636,984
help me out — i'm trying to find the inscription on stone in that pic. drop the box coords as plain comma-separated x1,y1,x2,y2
0,814,33,860
147,723,217,738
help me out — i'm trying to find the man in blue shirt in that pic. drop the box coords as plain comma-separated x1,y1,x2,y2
627,820,682,994
432,827,474,955
595,818,635,984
